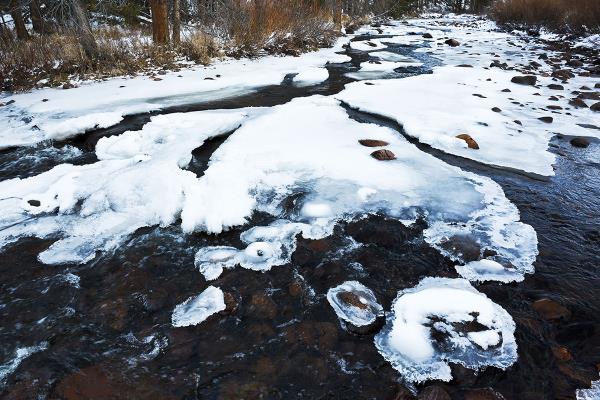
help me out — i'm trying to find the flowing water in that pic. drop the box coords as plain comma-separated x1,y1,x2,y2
0,25,599,400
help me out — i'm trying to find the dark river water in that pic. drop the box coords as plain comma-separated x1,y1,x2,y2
0,31,599,400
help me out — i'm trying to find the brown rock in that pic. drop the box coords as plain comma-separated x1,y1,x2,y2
456,134,480,150
55,365,124,400
538,116,553,123
511,75,537,85
567,59,584,68
440,234,481,261
221,292,238,314
570,137,590,148
464,388,506,400
418,385,451,400
359,139,389,147
288,281,303,297
445,39,460,47
338,291,368,309
532,298,571,320
579,92,600,101
548,84,564,90
552,346,573,361
250,293,277,319
569,98,588,108
371,149,396,160
423,33,433,39
591,102,600,112
552,69,574,80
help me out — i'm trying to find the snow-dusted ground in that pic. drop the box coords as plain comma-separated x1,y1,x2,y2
1,13,598,390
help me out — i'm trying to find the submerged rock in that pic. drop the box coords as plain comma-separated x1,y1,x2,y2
532,298,571,321
327,281,384,334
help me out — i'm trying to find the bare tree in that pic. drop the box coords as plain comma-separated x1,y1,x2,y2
172,0,180,44
9,0,29,39
150,0,169,44
30,0,52,34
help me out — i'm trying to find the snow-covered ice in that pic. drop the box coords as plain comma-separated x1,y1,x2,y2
293,67,330,86
0,38,350,149
171,286,225,327
374,277,517,383
327,281,383,327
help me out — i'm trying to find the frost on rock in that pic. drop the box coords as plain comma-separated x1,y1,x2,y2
327,281,383,327
374,277,517,383
192,95,537,282
0,342,48,384
171,286,225,327
0,109,256,264
0,38,350,149
293,67,329,86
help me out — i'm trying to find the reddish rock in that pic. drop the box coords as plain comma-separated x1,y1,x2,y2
418,385,451,400
338,291,368,309
221,292,238,315
552,346,573,361
569,98,588,108
359,139,389,147
371,149,396,160
250,293,277,319
288,281,303,297
456,134,480,150
591,102,600,112
532,298,571,320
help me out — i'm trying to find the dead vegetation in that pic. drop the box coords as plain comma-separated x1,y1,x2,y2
490,0,600,34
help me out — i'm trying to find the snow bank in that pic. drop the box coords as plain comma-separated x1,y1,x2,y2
337,66,598,176
374,277,517,383
327,281,383,327
0,38,350,149
191,95,536,282
172,286,225,327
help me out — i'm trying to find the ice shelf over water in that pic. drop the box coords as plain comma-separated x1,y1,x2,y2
374,277,517,383
327,281,383,327
172,286,225,327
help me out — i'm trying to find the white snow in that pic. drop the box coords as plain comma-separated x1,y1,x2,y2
346,59,422,81
577,374,600,400
350,39,387,51
327,281,383,327
456,259,519,283
293,67,330,86
0,342,48,384
374,277,517,383
0,38,350,149
171,286,225,327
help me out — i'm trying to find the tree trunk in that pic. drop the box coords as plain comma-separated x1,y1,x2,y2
0,14,14,44
9,0,29,40
150,0,169,44
333,0,342,30
30,0,51,34
70,0,99,59
172,0,180,45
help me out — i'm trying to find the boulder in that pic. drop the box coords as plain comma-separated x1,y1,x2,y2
418,385,451,400
511,75,537,85
570,137,590,148
456,134,480,150
538,116,553,124
567,59,584,68
569,98,588,108
359,139,389,147
371,149,396,160
422,33,433,39
548,84,564,90
552,346,573,361
491,107,502,113
551,69,574,80
532,298,571,320
445,39,460,47
591,102,600,112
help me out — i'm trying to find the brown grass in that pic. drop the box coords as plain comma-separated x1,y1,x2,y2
490,0,600,34
0,27,220,91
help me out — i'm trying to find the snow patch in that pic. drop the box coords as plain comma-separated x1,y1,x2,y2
172,286,225,327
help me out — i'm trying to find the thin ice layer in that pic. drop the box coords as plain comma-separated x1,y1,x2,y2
0,38,350,149
191,95,536,282
327,281,383,327
374,277,517,383
171,286,225,327
0,109,256,264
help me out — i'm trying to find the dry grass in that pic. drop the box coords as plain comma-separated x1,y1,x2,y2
490,0,600,33
0,27,220,91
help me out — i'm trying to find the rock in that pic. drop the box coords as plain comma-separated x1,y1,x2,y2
547,105,562,110
422,33,433,39
458,64,473,68
551,69,574,80
464,388,506,400
580,86,592,90
157,70,167,75
569,98,588,108
579,92,600,100
445,39,460,47
539,53,548,60
514,120,522,125
337,291,368,310
552,346,573,361
548,84,564,90
501,88,511,92
511,75,537,85
473,94,487,98
250,293,277,319
388,385,416,400
590,102,600,112
595,83,600,89
491,107,502,113
440,234,481,261
27,199,41,207
288,281,303,297
152,77,163,81
55,365,127,400
532,298,571,320
221,292,238,314
418,385,451,400
371,149,396,160
567,59,584,68
490,60,509,69
456,134,480,150
538,116,553,124
62,82,77,89
570,137,590,148
359,139,389,147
